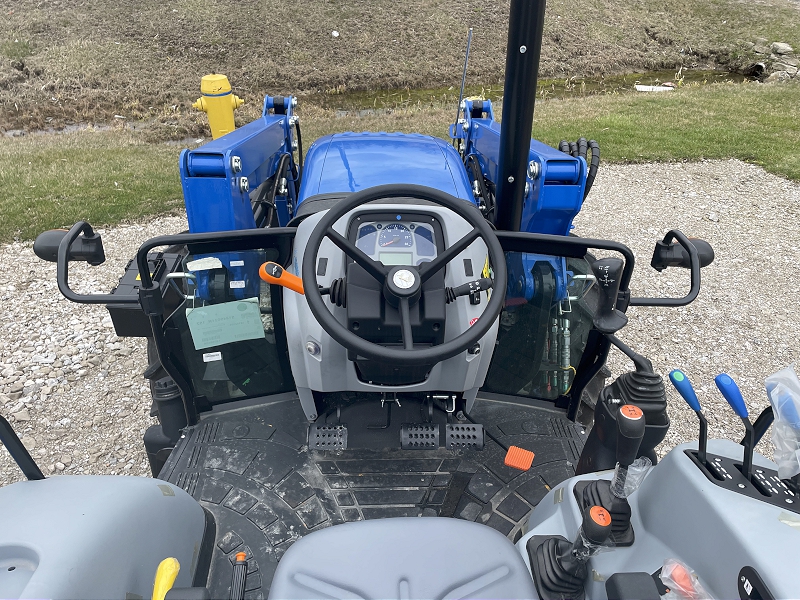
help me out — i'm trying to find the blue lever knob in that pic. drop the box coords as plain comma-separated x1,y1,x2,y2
669,370,701,412
715,373,749,419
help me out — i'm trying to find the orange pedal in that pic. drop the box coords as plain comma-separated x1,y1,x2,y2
504,446,535,471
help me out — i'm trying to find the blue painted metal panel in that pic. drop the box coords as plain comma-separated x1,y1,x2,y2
454,99,587,236
297,132,475,204
180,95,298,233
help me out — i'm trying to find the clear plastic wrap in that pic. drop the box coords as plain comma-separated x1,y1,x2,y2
660,558,713,600
765,365,800,480
610,456,652,498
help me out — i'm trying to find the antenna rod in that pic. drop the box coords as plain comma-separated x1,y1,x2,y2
453,27,473,145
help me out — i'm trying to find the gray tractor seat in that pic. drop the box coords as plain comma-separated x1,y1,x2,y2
268,516,537,599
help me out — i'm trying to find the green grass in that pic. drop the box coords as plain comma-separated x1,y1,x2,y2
0,81,798,242
0,130,184,241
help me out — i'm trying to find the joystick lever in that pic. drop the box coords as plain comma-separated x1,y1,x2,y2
591,258,628,334
669,370,708,466
715,373,754,480
528,505,612,600
610,404,647,498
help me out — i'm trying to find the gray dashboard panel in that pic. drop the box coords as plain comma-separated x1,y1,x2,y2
284,204,500,412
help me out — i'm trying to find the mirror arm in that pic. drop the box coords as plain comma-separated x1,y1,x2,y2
629,230,701,307
56,221,138,305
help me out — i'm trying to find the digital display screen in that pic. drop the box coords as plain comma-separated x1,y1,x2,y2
380,252,413,266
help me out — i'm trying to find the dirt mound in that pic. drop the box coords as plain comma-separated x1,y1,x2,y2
1,0,798,131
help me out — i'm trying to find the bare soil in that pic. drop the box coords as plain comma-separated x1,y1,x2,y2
1,0,799,133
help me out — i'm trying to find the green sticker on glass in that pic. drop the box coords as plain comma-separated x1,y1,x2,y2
186,297,265,350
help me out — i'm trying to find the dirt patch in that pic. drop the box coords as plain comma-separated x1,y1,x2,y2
1,0,798,132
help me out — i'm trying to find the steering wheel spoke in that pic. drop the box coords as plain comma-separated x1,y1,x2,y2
398,297,414,351
418,228,480,284
326,228,387,282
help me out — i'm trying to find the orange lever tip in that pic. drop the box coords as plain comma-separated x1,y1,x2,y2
259,261,304,295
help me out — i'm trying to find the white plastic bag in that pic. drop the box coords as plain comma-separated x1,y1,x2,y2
765,365,800,479
660,558,713,600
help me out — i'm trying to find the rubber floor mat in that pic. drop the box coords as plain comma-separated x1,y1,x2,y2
159,394,586,598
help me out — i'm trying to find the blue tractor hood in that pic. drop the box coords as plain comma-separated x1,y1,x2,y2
297,132,475,205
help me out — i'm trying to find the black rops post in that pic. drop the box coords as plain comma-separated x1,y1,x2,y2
496,0,547,232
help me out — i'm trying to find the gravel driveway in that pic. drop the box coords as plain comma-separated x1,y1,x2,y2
1,159,798,486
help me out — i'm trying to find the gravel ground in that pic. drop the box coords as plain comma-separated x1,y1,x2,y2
1,159,798,486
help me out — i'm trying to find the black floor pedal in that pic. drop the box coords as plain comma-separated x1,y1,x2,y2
446,423,484,450
401,424,440,449
308,424,348,450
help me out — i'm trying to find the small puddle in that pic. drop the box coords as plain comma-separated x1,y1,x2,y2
304,69,748,117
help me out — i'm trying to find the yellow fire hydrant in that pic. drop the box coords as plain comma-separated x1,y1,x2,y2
192,74,244,140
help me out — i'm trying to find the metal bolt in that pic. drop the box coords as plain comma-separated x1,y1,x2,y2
309,413,316,420
787,499,794,504
231,156,242,173
306,341,321,356
524,182,530,196
278,177,288,196
507,175,514,183
292,97,298,107
520,45,527,53
289,115,298,126
462,121,469,132
292,140,298,150
460,100,466,110
738,483,746,489
527,161,540,179
239,177,249,193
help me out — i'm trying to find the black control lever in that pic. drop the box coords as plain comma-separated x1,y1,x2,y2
445,277,493,303
611,404,647,496
591,258,628,333
528,504,612,600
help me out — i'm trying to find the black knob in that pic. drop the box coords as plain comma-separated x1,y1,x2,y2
616,404,646,467
591,258,628,333
582,505,613,545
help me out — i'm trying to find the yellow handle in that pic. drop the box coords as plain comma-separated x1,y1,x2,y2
152,557,180,600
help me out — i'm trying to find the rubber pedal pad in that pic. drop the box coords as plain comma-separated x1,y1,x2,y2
504,446,535,471
308,424,348,450
401,424,440,449
445,424,484,450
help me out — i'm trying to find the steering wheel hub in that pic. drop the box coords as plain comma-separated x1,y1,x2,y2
392,269,416,290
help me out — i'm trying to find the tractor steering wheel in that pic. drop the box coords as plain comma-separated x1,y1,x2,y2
302,184,507,367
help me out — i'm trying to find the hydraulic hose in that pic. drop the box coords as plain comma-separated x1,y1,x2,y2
558,137,600,199
253,153,290,228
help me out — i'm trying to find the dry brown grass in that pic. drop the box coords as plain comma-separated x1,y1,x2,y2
1,0,798,132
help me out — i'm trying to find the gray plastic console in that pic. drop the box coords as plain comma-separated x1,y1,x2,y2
269,516,537,599
0,475,209,599
518,440,800,599
284,205,499,421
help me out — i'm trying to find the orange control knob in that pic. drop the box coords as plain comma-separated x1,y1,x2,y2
619,404,643,421
259,262,304,295
589,505,612,527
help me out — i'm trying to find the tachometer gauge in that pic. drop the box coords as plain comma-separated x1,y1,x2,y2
378,223,413,248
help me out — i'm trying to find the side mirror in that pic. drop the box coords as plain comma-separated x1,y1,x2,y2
650,237,714,272
33,228,106,266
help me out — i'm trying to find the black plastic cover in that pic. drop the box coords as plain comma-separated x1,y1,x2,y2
605,572,661,600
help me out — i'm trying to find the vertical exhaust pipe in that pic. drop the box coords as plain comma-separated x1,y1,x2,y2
495,0,547,232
